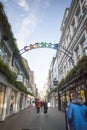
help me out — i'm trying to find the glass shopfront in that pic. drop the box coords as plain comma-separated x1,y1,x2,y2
0,84,5,121
10,89,16,113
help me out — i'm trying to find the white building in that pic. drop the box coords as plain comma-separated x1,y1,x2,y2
48,0,87,110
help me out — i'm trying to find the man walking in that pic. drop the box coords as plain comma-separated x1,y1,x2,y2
43,100,48,114
67,92,87,130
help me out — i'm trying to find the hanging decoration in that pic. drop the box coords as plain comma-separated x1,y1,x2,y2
19,42,58,54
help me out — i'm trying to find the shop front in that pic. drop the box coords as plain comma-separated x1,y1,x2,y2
58,71,87,111
0,83,5,121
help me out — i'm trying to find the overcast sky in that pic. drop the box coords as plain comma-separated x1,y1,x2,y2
1,0,71,90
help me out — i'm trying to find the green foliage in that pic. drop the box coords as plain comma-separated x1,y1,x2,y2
59,55,87,88
48,55,87,96
29,92,35,97
57,78,65,88
0,58,31,95
17,52,29,80
15,81,35,96
0,58,16,84
0,2,29,80
78,55,87,64
48,87,58,96
0,2,30,95
15,81,28,94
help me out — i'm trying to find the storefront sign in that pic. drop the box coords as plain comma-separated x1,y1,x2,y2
80,89,85,99
16,75,23,82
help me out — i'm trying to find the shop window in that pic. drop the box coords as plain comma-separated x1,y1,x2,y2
10,95,15,112
0,86,4,115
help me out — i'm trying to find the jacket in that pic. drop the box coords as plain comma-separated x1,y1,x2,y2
36,101,40,108
67,98,87,130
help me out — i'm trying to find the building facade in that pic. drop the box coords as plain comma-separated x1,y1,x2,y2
58,0,87,110
48,0,87,110
0,2,35,121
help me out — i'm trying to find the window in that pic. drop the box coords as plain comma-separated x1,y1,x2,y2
83,40,87,55
0,48,4,59
76,46,80,59
82,0,86,13
85,49,87,55
81,0,84,3
71,19,76,33
81,35,87,55
83,40,87,48
76,5,81,23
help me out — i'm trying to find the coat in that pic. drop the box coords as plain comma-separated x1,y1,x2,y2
67,98,87,130
36,100,40,108
43,102,48,113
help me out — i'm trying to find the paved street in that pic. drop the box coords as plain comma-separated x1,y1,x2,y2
0,107,66,130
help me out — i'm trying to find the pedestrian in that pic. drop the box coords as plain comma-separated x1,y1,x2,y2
36,99,41,114
67,92,87,130
43,100,48,114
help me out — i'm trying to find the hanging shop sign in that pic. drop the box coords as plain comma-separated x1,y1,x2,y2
16,75,23,82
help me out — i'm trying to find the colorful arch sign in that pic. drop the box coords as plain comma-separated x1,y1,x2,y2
20,42,58,54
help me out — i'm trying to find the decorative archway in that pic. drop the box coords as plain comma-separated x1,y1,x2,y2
19,42,74,64
19,42,58,54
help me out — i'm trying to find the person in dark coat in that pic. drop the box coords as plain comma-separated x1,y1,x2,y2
67,92,87,130
43,101,48,114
